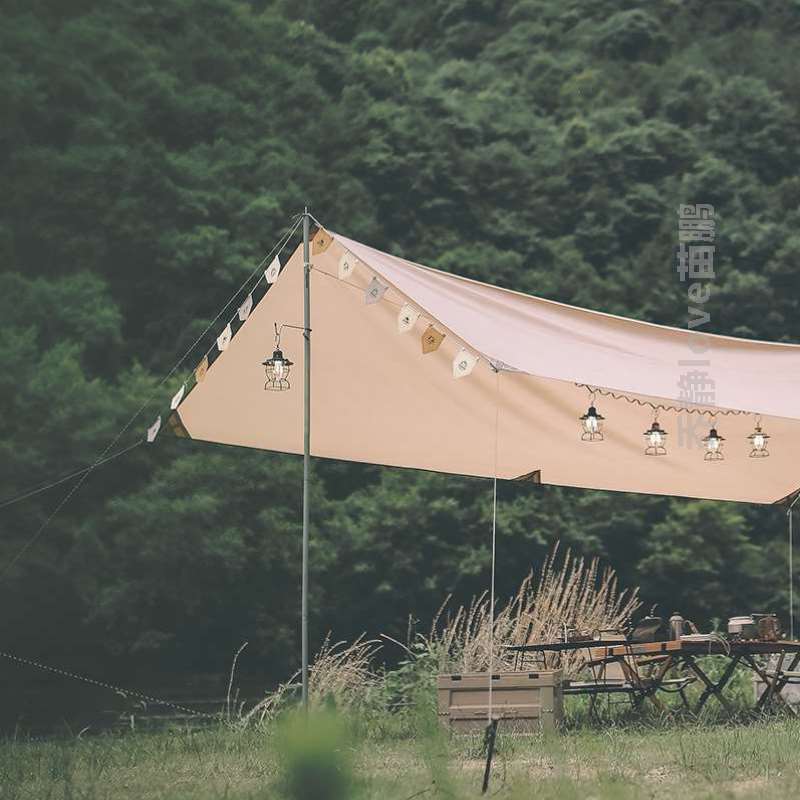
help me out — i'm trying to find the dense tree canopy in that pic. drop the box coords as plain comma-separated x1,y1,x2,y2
1,0,799,710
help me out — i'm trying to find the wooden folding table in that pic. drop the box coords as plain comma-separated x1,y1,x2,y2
591,639,800,714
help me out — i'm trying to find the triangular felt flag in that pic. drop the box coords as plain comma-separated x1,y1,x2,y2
146,416,161,443
195,356,209,383
397,304,420,334
453,348,478,378
312,228,332,254
265,256,281,284
365,276,388,305
217,323,232,352
338,252,357,280
238,293,253,322
167,411,190,438
421,325,445,354
170,384,185,410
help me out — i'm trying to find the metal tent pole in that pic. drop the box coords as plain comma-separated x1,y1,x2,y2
789,496,798,642
301,208,311,710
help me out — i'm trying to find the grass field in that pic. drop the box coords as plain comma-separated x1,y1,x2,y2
3,708,800,800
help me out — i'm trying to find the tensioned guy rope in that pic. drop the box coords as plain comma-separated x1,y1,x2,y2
0,441,142,512
0,648,219,721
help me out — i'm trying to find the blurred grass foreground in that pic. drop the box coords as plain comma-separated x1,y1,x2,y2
4,713,800,800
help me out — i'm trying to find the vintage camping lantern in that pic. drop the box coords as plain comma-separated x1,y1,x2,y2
262,326,293,391
702,423,725,461
644,414,667,456
748,418,770,458
579,400,605,442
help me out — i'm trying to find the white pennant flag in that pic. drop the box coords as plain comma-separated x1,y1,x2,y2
146,416,161,443
397,304,420,334
453,348,478,379
170,384,185,410
265,256,281,284
237,293,253,322
217,323,232,352
338,252,357,280
365,276,388,305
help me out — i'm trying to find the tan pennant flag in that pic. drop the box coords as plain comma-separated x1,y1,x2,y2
365,276,388,305
170,383,185,410
338,252,357,280
453,348,478,378
312,228,332,254
167,411,189,438
421,325,445,354
195,356,209,383
146,416,161,443
265,256,281,284
237,293,253,321
217,323,232,352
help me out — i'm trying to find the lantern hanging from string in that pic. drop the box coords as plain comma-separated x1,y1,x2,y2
644,412,667,456
579,394,605,442
748,416,770,458
262,323,293,391
702,418,725,461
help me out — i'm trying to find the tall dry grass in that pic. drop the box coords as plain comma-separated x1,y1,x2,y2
242,544,640,720
426,543,641,677
241,634,381,724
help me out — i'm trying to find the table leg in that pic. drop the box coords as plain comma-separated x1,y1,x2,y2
760,652,786,710
754,651,800,711
632,654,674,712
683,654,740,714
742,653,786,711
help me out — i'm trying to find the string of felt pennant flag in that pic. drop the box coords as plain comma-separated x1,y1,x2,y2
145,216,303,443
314,246,485,380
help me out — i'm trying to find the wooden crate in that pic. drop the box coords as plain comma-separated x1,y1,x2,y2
437,670,563,733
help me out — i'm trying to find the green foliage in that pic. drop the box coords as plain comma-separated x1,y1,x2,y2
1,0,800,722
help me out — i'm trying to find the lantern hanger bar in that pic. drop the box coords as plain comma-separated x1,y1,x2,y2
277,323,311,335
577,383,749,417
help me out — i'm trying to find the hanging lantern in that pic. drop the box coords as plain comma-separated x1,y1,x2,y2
748,417,770,458
644,413,667,456
702,421,725,462
579,397,605,442
262,324,293,391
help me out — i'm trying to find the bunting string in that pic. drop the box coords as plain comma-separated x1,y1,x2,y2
312,264,486,371
145,216,304,440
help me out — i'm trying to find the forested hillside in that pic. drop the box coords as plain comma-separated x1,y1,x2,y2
2,0,800,697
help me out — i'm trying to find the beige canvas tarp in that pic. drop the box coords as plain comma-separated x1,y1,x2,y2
175,229,800,505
